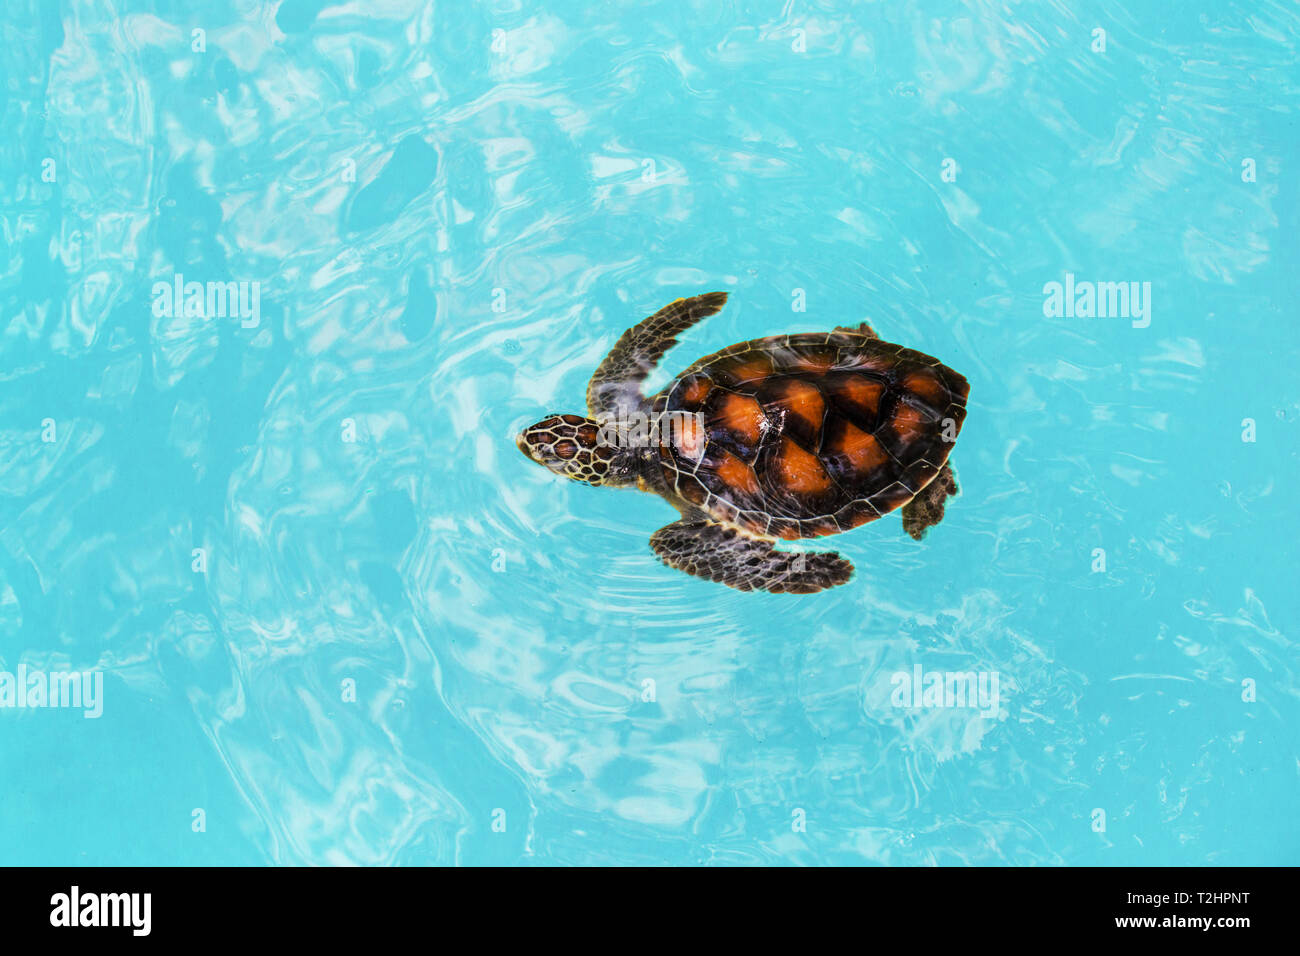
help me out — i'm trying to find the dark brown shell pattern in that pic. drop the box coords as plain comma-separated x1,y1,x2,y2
650,330,970,540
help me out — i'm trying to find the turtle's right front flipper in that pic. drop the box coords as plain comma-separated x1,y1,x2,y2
587,292,728,418
649,520,853,594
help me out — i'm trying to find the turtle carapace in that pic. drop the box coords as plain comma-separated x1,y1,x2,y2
517,292,969,593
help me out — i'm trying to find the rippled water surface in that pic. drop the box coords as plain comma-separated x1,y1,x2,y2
1,0,1297,865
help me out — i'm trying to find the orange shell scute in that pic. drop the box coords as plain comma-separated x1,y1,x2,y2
892,402,925,441
769,380,825,432
903,371,946,406
715,392,765,445
725,355,775,384
829,374,884,417
714,450,760,497
834,421,889,473
681,377,711,406
775,437,832,494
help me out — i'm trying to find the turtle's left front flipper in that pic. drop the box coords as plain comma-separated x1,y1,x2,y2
650,520,853,594
587,292,728,418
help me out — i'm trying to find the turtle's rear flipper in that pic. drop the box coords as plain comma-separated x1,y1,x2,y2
587,292,729,417
650,520,853,594
901,463,958,541
833,321,878,339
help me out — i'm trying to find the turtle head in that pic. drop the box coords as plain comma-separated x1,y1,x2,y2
516,414,637,487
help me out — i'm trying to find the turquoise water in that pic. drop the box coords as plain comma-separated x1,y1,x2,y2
1,0,1296,866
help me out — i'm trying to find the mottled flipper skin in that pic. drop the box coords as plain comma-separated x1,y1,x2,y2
587,292,729,416
650,520,853,594
834,321,878,338
900,463,958,541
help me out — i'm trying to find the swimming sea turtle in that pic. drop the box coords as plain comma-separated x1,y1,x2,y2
517,292,969,593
